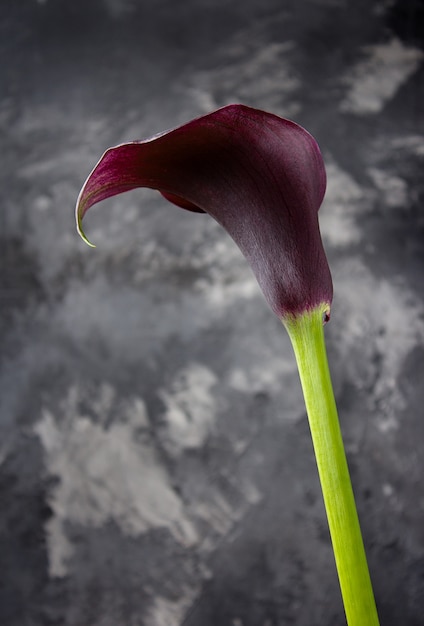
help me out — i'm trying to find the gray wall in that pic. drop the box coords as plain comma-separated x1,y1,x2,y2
1,1,424,624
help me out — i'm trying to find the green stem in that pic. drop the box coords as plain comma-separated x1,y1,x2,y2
283,305,379,626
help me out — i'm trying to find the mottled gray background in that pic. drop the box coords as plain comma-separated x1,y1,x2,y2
1,0,424,624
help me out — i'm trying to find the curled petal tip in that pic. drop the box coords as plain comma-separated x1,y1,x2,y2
76,195,96,247
77,221,96,248
76,178,98,247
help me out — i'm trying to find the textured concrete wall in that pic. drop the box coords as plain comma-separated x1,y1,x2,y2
1,1,424,624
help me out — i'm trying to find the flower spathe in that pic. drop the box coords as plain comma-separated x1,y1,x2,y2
76,104,333,320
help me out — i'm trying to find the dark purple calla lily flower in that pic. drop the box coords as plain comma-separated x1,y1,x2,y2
76,104,332,320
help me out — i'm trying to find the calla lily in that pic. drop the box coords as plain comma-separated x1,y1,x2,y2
75,104,380,626
76,104,332,320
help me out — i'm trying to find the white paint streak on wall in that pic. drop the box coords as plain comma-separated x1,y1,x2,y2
188,41,301,117
34,387,198,577
390,134,424,157
320,161,365,247
193,500,234,536
56,260,260,367
340,38,423,114
144,591,195,626
368,167,408,208
333,259,424,432
159,363,218,456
